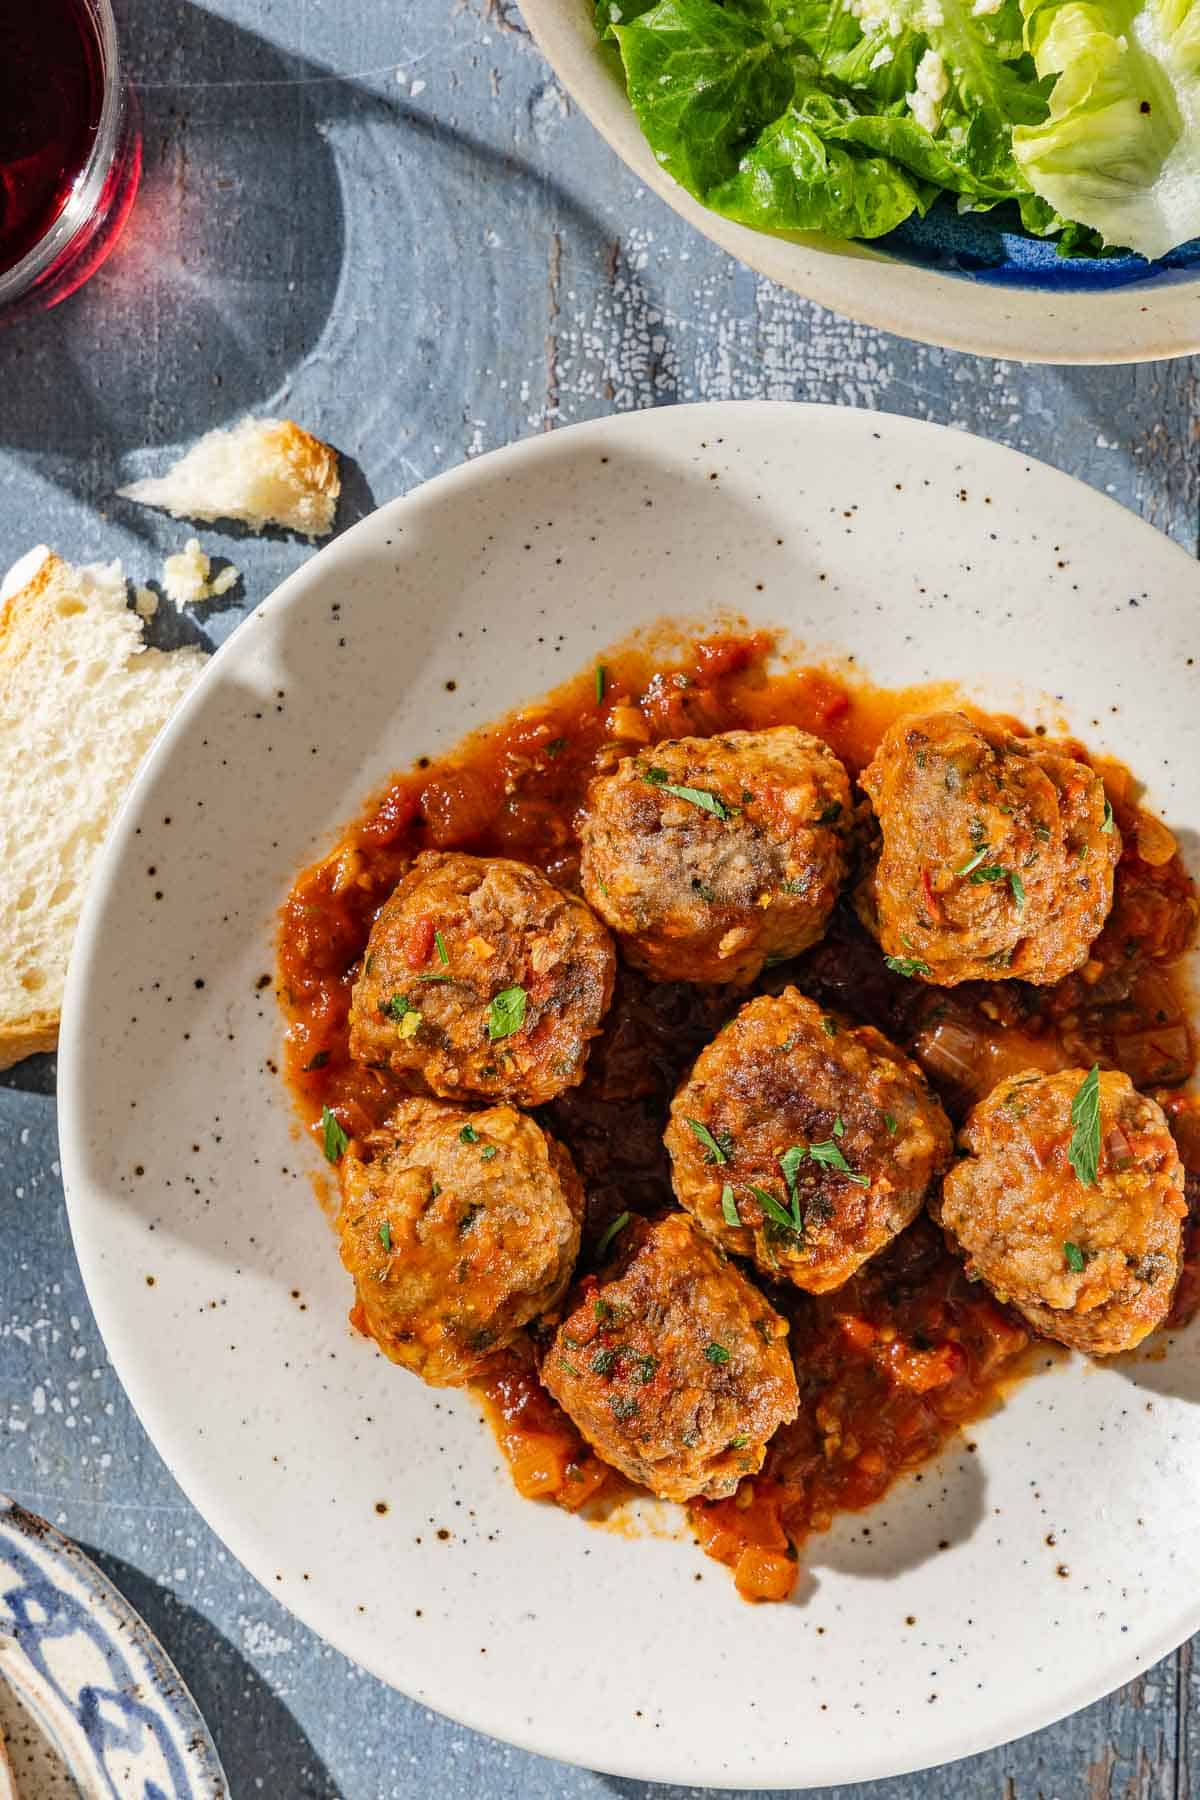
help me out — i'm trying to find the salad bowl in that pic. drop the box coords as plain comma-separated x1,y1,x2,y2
520,0,1200,362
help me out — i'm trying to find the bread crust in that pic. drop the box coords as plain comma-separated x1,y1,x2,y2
0,1014,59,1069
266,419,341,524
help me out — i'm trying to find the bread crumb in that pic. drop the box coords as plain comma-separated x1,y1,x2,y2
161,538,241,609
119,416,340,539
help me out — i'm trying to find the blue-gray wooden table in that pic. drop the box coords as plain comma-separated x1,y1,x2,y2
2,2,1197,1794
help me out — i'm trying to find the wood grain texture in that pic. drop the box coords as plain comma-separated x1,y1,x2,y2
0,1,1196,1794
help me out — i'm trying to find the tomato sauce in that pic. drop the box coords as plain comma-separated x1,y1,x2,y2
278,628,1200,1603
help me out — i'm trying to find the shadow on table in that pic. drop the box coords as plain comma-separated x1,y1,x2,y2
0,0,639,545
83,1545,339,1798
2,1,349,501
0,1052,56,1097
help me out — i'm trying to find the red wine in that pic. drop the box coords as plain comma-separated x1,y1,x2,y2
0,0,106,277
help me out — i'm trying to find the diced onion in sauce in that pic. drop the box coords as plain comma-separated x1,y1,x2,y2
915,1017,988,1089
1137,813,1178,868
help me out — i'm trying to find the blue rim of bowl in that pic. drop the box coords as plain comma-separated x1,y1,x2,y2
0,1494,227,1798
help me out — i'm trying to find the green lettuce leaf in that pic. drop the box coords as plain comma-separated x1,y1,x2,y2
615,0,796,196
612,0,1053,240
594,0,660,39
607,0,1198,254
706,84,932,236
1012,0,1200,259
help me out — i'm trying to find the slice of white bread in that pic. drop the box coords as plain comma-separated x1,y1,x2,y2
118,416,340,538
0,553,207,1069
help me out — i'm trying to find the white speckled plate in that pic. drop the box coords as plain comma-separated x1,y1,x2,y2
518,0,1200,364
60,404,1200,1788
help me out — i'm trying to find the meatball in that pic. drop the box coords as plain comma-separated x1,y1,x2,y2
349,852,616,1107
666,988,953,1293
935,1068,1187,1355
858,710,1120,986
579,726,850,984
541,1212,797,1501
337,1098,584,1386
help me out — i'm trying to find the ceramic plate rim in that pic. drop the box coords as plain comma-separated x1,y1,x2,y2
517,0,1200,365
58,402,1200,1788
0,1492,226,1795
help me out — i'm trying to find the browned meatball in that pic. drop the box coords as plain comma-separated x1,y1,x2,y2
936,1068,1187,1355
858,710,1120,986
579,727,850,984
349,852,616,1107
666,988,953,1293
337,1098,584,1386
541,1213,797,1501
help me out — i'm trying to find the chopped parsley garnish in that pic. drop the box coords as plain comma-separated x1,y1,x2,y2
781,876,810,896
430,1181,442,1198
488,985,527,1041
641,767,732,820
886,955,932,978
382,993,415,1021
378,1220,392,1252
545,736,567,758
480,1144,499,1162
1101,797,1115,834
821,1015,838,1038
685,1117,731,1165
956,845,992,877
302,1050,330,1072
633,1354,658,1385
961,861,1026,911
1033,823,1052,843
594,1299,614,1323
748,1184,798,1234
596,1211,631,1260
412,972,452,983
809,1139,870,1186
728,1435,749,1450
321,1106,349,1164
704,1342,731,1365
459,1123,480,1144
883,1112,898,1135
1064,1241,1086,1273
609,1395,639,1421
778,1145,807,1233
595,664,607,703
434,928,449,965
558,1356,581,1378
591,1347,617,1375
691,878,716,903
812,801,843,825
721,1183,741,1227
1068,1064,1101,1188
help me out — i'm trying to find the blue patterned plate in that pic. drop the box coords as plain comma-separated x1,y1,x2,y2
0,1496,226,1798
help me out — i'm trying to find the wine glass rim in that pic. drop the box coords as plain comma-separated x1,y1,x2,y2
0,0,127,305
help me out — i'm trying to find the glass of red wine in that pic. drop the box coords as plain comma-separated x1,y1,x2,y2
0,0,141,319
